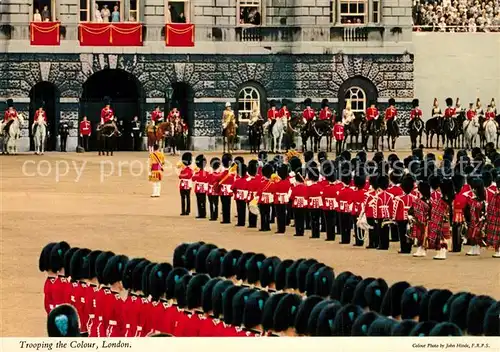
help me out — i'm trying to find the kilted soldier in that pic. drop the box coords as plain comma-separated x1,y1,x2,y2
428,180,455,260
486,176,500,258
408,181,431,257
178,152,193,215
393,175,416,254
232,163,249,227
192,154,208,219
464,179,486,257
149,144,164,197
274,164,291,234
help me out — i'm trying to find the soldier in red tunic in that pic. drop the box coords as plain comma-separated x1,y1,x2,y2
444,97,456,119
486,175,500,258
192,154,208,219
68,248,92,336
49,242,72,308
350,173,367,247
279,100,291,120
122,259,150,337
178,152,193,216
267,100,279,129
33,104,47,127
373,175,395,250
302,98,315,124
167,106,180,121
466,103,476,121
408,181,431,257
366,101,379,132
151,105,164,125
39,242,58,314
393,175,416,254
385,98,397,122
428,181,454,260
218,153,235,224
319,99,333,121
257,164,275,232
291,170,308,237
410,99,422,121
232,163,249,227
207,157,222,221
363,175,379,248
245,160,260,228
337,172,354,244
464,180,486,257
3,99,18,133
100,96,120,135
307,167,323,239
333,114,345,155
321,162,337,241
274,164,291,234
79,116,91,151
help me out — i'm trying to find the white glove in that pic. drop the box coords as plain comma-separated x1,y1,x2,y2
80,134,82,137
130,133,134,137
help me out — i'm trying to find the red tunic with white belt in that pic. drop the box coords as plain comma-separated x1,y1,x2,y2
100,107,114,124
302,107,315,121
274,179,291,205
34,109,47,123
267,108,279,122
466,109,476,121
218,169,235,197
151,110,164,123
444,107,456,118
232,175,249,202
393,193,415,221
366,107,379,121
168,110,180,121
385,107,397,121
192,170,209,194
337,184,353,214
291,183,308,209
485,111,496,120
350,188,367,217
179,166,194,190
279,107,291,119
319,108,333,120
245,175,262,202
3,108,17,122
80,120,91,136
257,178,274,204
43,276,57,314
307,182,324,209
364,189,376,219
322,182,337,211
373,190,394,219
410,108,422,120
333,124,344,141
387,184,403,198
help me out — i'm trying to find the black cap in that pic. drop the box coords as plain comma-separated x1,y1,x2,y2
380,281,411,318
352,278,376,308
222,285,244,324
69,248,91,282
236,252,255,282
273,293,302,332
352,312,380,336
148,262,171,300
205,248,227,278
181,152,192,166
243,290,270,329
483,301,500,336
212,280,234,319
95,251,115,285
173,243,190,268
262,293,286,332
187,273,210,310
306,299,336,336
429,322,463,336
401,286,427,320
174,274,192,308
410,321,438,336
184,242,204,270
47,304,80,337
221,153,233,168
246,253,266,285
330,271,353,300
103,255,129,286
122,258,145,290
294,295,324,335
49,241,71,273
165,267,189,300
340,275,362,306
220,249,243,278
367,317,398,336
316,302,343,336
428,289,453,322
195,244,218,273
275,259,294,291
467,295,496,335
391,319,418,336
314,266,335,298
201,278,222,314
39,242,57,272
232,288,255,326
332,304,364,336
364,278,388,313
259,256,281,289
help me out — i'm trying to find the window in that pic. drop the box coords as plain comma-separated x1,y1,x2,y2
129,0,139,21
32,0,56,22
345,87,366,113
80,0,90,21
81,1,141,22
166,0,190,23
238,86,260,122
238,0,262,25
339,0,366,24
372,0,380,23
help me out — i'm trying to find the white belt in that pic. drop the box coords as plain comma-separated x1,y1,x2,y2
276,193,289,203
196,182,208,191
237,190,249,198
89,314,95,318
180,180,192,188
261,192,274,203
109,320,117,326
221,184,232,192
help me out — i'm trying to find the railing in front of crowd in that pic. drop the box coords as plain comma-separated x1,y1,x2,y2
0,22,409,44
412,25,500,32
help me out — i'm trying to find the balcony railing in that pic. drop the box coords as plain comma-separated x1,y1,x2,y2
0,22,414,44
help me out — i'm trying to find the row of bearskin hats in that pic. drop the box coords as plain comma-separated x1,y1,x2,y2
40,240,499,337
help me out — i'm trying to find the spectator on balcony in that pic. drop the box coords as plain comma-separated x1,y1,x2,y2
101,5,111,22
177,12,186,23
41,5,50,21
112,5,120,22
94,3,103,22
33,9,42,22
248,8,261,26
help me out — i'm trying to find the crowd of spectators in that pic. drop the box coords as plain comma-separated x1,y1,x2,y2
413,0,500,32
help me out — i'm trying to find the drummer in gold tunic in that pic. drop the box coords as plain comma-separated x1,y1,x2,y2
149,144,165,197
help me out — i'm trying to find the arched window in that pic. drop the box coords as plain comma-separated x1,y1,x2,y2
345,86,366,112
237,86,260,122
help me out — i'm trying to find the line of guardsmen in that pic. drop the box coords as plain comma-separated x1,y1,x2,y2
41,241,499,338
174,147,500,260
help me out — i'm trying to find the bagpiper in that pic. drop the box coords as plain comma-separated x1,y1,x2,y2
464,179,486,257
428,180,455,260
485,175,500,258
408,181,431,257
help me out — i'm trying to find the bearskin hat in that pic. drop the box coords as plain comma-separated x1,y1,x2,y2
288,157,302,174
400,175,415,195
321,99,329,109
184,242,204,270
467,295,496,335
172,243,189,268
316,302,343,336
174,274,192,308
261,292,286,331
47,304,81,337
221,153,233,168
220,249,242,279
446,97,453,107
367,317,398,336
304,98,312,107
187,273,210,310
483,301,500,336
259,256,281,289
199,277,221,314
296,259,318,293
63,248,79,279
232,288,256,326
49,241,71,274
380,281,411,318
303,150,314,163
102,255,129,286
352,311,380,336
412,99,419,108
410,321,438,336
246,253,266,285
165,267,189,299
210,157,221,170
195,154,206,169
273,293,302,332
442,292,466,321
277,164,288,181
356,151,367,163
181,152,192,167
243,290,270,329
284,259,304,291
449,292,475,330
452,174,465,193
332,304,364,336
377,175,389,190
388,98,396,106
364,278,389,313
103,96,111,105
401,286,427,320
273,259,293,291
439,179,456,202
428,289,453,322
95,251,115,285
304,262,325,295
418,289,437,322
69,248,91,282
482,170,493,187
121,257,145,290
7,98,14,108
306,300,336,336
141,262,157,296
391,319,418,336
418,181,431,200
352,277,376,308
147,262,170,300
221,285,244,324
205,248,227,278
234,252,254,282
261,164,274,179
39,242,57,272
340,275,362,306
412,148,424,161
195,243,218,274
330,271,354,300
294,295,324,335
246,159,258,177
429,322,463,336
83,250,102,280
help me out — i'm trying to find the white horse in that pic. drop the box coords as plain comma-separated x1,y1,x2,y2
0,113,24,154
463,116,479,150
484,119,497,145
32,120,47,154
270,117,287,153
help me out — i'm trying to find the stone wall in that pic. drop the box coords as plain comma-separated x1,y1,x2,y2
266,0,331,26
382,0,413,26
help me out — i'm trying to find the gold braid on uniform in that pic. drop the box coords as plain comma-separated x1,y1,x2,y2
285,149,301,163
